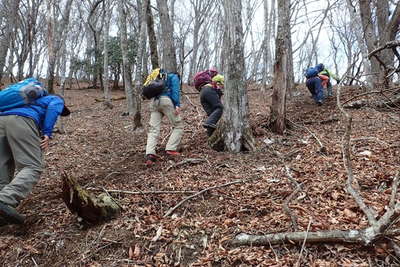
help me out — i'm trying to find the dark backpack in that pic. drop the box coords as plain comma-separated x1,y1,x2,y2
305,67,319,79
193,69,217,91
142,69,167,99
0,78,48,111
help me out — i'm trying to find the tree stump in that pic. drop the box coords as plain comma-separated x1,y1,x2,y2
62,172,121,224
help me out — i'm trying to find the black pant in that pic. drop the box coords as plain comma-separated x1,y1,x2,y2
200,86,223,135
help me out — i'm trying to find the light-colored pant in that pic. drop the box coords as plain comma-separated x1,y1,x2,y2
145,96,184,155
0,115,43,207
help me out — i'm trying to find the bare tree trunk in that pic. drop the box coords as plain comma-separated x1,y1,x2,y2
269,0,289,134
286,20,295,97
88,0,105,89
103,0,113,109
156,0,177,72
346,0,373,86
118,0,136,116
187,0,213,84
0,0,20,82
262,0,275,86
131,0,149,130
46,0,56,93
210,0,255,153
46,0,74,93
358,0,400,87
146,2,159,69
27,0,42,77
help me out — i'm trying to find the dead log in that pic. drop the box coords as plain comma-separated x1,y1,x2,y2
230,228,397,247
62,172,121,224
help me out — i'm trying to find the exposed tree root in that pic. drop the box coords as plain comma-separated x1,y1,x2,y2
208,123,256,152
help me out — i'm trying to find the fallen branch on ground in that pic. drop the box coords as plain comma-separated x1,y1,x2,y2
94,96,126,102
87,188,197,195
283,167,304,231
288,119,326,153
230,228,400,247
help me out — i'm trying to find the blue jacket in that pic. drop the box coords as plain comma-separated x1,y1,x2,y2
0,95,65,137
160,73,180,107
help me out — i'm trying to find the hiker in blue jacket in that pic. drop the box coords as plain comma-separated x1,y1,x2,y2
0,94,70,225
306,76,324,105
305,66,324,105
145,70,184,167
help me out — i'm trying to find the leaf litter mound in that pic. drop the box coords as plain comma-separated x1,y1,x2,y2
0,84,399,266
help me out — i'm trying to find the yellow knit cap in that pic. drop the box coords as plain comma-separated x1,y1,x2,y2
212,74,224,85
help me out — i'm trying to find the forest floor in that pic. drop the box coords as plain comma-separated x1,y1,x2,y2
1,82,400,266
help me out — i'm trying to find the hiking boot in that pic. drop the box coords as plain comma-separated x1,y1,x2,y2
0,202,25,225
206,127,215,137
166,150,180,156
145,154,158,167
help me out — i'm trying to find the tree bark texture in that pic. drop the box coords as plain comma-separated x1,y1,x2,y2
358,0,400,86
146,2,159,69
118,0,137,117
0,0,20,82
46,0,56,93
156,0,178,72
103,0,112,108
219,0,255,153
269,0,289,134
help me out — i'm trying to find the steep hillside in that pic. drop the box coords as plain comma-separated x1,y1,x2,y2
1,84,399,266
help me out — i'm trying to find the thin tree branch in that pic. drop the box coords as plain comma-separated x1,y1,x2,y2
336,73,378,225
295,218,312,267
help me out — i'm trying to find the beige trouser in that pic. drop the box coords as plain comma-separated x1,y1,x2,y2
145,96,184,155
0,115,43,207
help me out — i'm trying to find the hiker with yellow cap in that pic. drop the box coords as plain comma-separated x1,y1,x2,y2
199,73,224,137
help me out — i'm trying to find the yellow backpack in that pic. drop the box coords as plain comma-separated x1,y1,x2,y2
142,68,167,99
